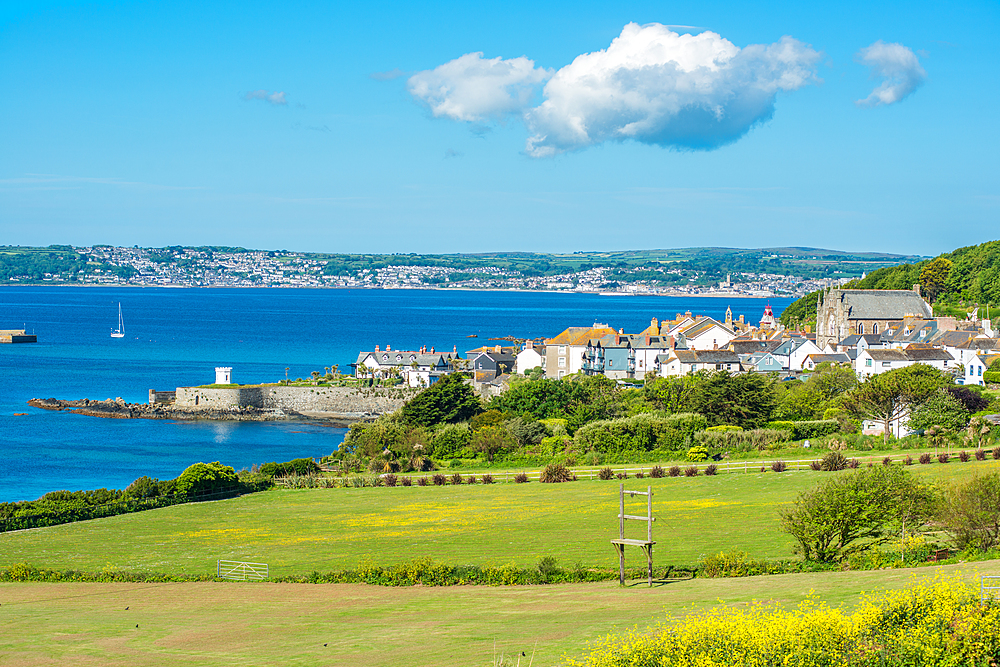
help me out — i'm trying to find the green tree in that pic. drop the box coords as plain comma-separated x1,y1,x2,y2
175,462,238,497
780,466,937,562
399,374,482,427
908,389,971,433
939,472,1000,551
843,364,947,444
472,425,513,462
688,371,778,429
919,257,953,303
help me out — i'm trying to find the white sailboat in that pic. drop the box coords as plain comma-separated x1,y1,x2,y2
111,303,125,338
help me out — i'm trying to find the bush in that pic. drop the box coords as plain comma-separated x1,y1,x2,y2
975,449,986,461
882,456,892,466
994,446,1000,460
124,476,160,500
668,466,681,477
175,462,238,497
694,428,787,452
431,423,472,459
938,453,950,464
919,453,932,464
399,373,482,427
766,420,842,440
684,466,698,477
574,413,707,454
809,460,822,470
780,465,936,562
450,472,463,485
635,470,645,479
259,458,321,478
706,425,743,432
417,477,429,486
939,472,1000,551
704,464,718,476
481,474,494,484
650,465,665,478
540,463,573,483
401,476,412,487
616,472,628,480
384,474,397,487
821,451,848,471
466,475,477,485
847,458,860,469
959,450,971,462
432,473,446,486
903,455,913,465
598,467,614,481
686,445,709,462
514,472,529,484
771,461,787,473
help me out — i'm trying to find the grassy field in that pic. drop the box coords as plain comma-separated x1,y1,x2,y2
3,457,997,577
1,561,997,667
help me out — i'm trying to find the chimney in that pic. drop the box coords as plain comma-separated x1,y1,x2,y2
430,346,435,353
494,344,502,353
651,317,658,329
453,345,457,353
645,334,651,346
526,340,533,350
375,345,380,352
386,344,391,352
913,284,921,297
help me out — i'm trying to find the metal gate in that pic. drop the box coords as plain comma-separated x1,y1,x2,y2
217,560,269,581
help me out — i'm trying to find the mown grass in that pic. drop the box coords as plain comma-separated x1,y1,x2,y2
2,458,997,577
1,561,998,667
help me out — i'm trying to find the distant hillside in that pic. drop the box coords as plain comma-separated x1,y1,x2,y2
779,240,1000,327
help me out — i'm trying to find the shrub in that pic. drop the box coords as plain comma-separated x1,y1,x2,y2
431,423,473,459
694,428,787,452
939,472,1000,551
882,456,892,466
847,458,860,469
919,453,932,464
704,464,718,476
766,420,841,440
616,472,628,480
432,473,446,486
466,475,477,485
686,445,710,462
481,474,494,484
383,474,398,487
903,455,913,466
771,460,787,473
684,466,698,477
668,466,681,477
400,476,412,487
399,373,481,427
417,476,429,486
540,463,573,483
821,451,848,472
938,453,950,464
514,472,529,484
975,449,986,461
959,450,971,462
809,460,822,470
472,425,514,462
124,476,160,500
635,470,645,479
259,458,321,478
994,446,1000,460
450,472,463,485
175,462,238,497
650,465,665,478
598,467,614,481
448,459,463,469
780,465,937,562
574,413,708,453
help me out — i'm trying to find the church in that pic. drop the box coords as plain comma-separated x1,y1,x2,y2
815,285,933,349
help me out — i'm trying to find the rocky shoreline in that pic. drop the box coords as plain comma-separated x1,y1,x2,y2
27,397,369,427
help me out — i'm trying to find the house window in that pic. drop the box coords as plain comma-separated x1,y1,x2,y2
396,354,402,361
866,359,872,367
382,354,389,361
979,367,983,376
608,360,614,367
872,324,879,335
858,323,864,335
558,346,566,354
558,357,566,368
882,361,890,367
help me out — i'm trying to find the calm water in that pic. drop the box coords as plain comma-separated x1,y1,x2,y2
0,287,792,501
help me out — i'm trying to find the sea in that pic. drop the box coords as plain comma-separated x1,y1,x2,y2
0,287,792,502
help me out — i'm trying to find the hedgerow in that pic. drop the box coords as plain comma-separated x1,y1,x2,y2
573,413,706,454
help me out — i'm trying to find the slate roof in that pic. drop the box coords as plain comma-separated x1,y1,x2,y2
864,349,910,362
730,339,782,355
838,333,884,348
955,338,1000,351
357,351,451,367
932,331,977,347
905,348,954,362
806,353,852,365
672,349,740,364
835,290,933,320
680,318,735,339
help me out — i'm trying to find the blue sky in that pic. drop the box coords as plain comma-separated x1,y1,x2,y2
1,0,997,255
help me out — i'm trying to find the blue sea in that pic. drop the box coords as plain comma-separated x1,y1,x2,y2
0,287,792,502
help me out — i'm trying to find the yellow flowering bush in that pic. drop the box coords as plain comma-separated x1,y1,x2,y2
566,577,1000,667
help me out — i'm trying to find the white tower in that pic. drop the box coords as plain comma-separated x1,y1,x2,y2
215,367,232,384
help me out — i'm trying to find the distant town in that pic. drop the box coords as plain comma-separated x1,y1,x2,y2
0,244,919,298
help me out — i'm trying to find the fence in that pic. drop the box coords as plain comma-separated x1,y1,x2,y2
983,575,1000,602
218,560,269,581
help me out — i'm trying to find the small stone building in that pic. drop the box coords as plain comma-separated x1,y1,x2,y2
815,287,932,350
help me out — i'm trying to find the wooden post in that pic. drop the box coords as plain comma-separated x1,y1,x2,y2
647,486,653,587
619,483,625,586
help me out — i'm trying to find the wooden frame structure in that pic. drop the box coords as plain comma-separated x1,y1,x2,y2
610,484,655,586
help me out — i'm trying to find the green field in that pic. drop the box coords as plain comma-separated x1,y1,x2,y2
2,561,997,667
3,458,997,576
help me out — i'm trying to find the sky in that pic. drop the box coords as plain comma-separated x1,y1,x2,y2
1,0,997,255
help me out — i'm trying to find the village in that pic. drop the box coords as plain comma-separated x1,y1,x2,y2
355,285,1000,398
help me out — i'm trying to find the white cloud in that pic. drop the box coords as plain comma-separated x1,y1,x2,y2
244,90,288,106
526,23,821,156
407,52,551,122
406,24,820,156
855,41,926,107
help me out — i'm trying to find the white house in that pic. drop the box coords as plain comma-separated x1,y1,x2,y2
515,342,546,375
856,348,911,379
673,317,736,351
963,354,989,386
659,349,740,376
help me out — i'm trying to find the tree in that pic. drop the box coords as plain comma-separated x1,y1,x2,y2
938,473,1000,552
175,462,238,497
843,364,947,444
780,466,937,562
472,425,513,462
918,257,953,303
908,390,971,433
399,374,481,427
688,371,778,429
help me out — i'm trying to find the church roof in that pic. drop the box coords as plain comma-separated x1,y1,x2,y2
833,290,932,320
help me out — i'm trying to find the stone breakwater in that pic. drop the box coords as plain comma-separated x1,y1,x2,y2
29,385,414,425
